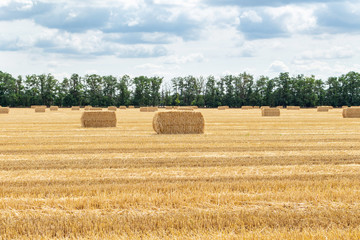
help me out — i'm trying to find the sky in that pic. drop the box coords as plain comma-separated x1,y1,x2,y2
0,0,360,82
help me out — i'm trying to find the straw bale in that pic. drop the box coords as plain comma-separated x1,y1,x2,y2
119,106,127,110
108,106,117,111
148,107,158,112
165,106,173,110
342,106,348,109
153,111,205,134
128,106,135,109
84,106,92,110
276,106,284,109
140,107,148,112
31,105,46,109
0,107,9,114
35,107,45,112
253,106,259,109
71,106,80,110
81,111,117,128
262,108,280,116
242,106,253,110
343,107,360,118
90,107,102,111
174,106,179,109
261,106,270,109
218,106,228,110
192,106,199,109
50,106,58,111
317,106,329,112
287,106,300,110
178,107,194,111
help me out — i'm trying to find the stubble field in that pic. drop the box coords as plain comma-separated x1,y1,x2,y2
0,108,360,239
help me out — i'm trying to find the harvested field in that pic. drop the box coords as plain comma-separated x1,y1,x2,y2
0,108,360,239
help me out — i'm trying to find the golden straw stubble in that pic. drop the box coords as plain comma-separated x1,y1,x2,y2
81,111,117,128
153,111,205,134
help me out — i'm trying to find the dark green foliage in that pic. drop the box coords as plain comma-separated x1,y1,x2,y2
1,70,360,108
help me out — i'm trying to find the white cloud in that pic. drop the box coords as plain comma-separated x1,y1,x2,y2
297,46,356,60
268,60,290,73
164,53,205,64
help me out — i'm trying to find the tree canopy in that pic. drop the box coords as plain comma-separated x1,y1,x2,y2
0,70,359,107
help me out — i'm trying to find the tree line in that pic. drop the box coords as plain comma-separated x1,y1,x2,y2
1,70,360,108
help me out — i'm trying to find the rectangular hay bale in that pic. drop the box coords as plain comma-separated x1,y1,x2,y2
81,111,117,128
317,106,329,112
153,111,204,134
108,106,117,111
50,106,58,111
343,108,360,118
241,106,253,110
119,106,127,110
0,107,9,114
287,106,300,110
72,106,80,110
90,107,102,111
261,108,280,116
35,107,45,112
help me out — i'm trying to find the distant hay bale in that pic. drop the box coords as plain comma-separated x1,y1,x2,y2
242,106,253,110
218,106,228,110
90,107,102,111
165,106,173,110
153,111,205,134
119,106,127,110
178,107,194,111
261,106,270,109
71,106,80,111
174,106,179,109
277,106,284,109
50,106,58,111
31,105,46,109
262,108,280,116
342,106,348,109
140,107,158,112
108,106,117,111
317,106,330,112
35,107,45,112
128,106,135,109
84,106,92,110
343,107,360,118
192,106,198,109
81,111,117,128
287,106,300,110
0,107,9,114
253,106,259,109
148,107,158,112
329,106,334,109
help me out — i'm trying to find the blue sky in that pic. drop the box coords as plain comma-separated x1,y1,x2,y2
0,0,359,81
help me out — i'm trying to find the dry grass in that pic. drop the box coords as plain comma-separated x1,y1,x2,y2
0,108,359,239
